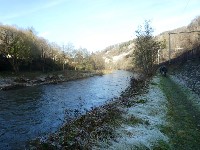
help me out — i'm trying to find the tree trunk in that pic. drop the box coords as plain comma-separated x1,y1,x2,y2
8,58,20,73
13,65,19,73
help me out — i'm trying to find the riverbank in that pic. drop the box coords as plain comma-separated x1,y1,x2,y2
0,70,112,91
1,70,131,150
29,59,200,149
28,73,148,149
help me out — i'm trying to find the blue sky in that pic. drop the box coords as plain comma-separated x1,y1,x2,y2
0,0,199,52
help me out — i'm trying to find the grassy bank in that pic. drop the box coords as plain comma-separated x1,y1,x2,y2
30,103,124,149
159,76,200,149
102,75,171,150
0,70,112,79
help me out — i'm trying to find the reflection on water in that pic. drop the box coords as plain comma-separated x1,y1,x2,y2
0,70,133,149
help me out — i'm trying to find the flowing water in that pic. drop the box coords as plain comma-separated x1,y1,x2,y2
0,70,133,149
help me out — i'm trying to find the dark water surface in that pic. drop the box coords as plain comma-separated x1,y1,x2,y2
0,70,133,149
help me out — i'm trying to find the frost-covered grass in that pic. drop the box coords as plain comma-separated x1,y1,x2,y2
29,101,126,149
171,75,200,110
31,75,170,149
96,76,170,149
171,59,200,95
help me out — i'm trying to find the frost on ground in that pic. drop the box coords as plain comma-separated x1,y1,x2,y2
172,60,200,95
95,76,169,149
171,75,200,110
0,77,14,89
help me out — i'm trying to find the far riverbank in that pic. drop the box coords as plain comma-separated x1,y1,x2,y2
0,70,112,91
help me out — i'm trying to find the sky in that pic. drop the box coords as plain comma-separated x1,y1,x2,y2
0,0,200,52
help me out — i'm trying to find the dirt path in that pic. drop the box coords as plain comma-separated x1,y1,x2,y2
159,76,200,150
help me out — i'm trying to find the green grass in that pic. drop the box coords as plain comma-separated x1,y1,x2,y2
159,76,200,150
150,81,158,85
152,140,171,150
135,99,147,104
126,115,149,126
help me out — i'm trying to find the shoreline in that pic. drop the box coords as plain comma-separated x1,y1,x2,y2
29,66,200,149
28,72,147,149
0,70,112,91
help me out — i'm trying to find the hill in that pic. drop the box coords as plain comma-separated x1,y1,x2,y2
100,16,200,70
99,40,134,70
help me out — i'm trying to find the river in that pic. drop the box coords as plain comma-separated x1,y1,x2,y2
0,70,133,149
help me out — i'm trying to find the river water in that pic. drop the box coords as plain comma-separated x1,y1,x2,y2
0,70,133,149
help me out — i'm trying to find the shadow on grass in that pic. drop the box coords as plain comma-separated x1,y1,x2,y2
159,76,200,150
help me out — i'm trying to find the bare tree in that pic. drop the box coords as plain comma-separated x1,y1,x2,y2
0,26,31,72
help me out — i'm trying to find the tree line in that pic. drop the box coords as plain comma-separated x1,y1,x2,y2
0,25,105,73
